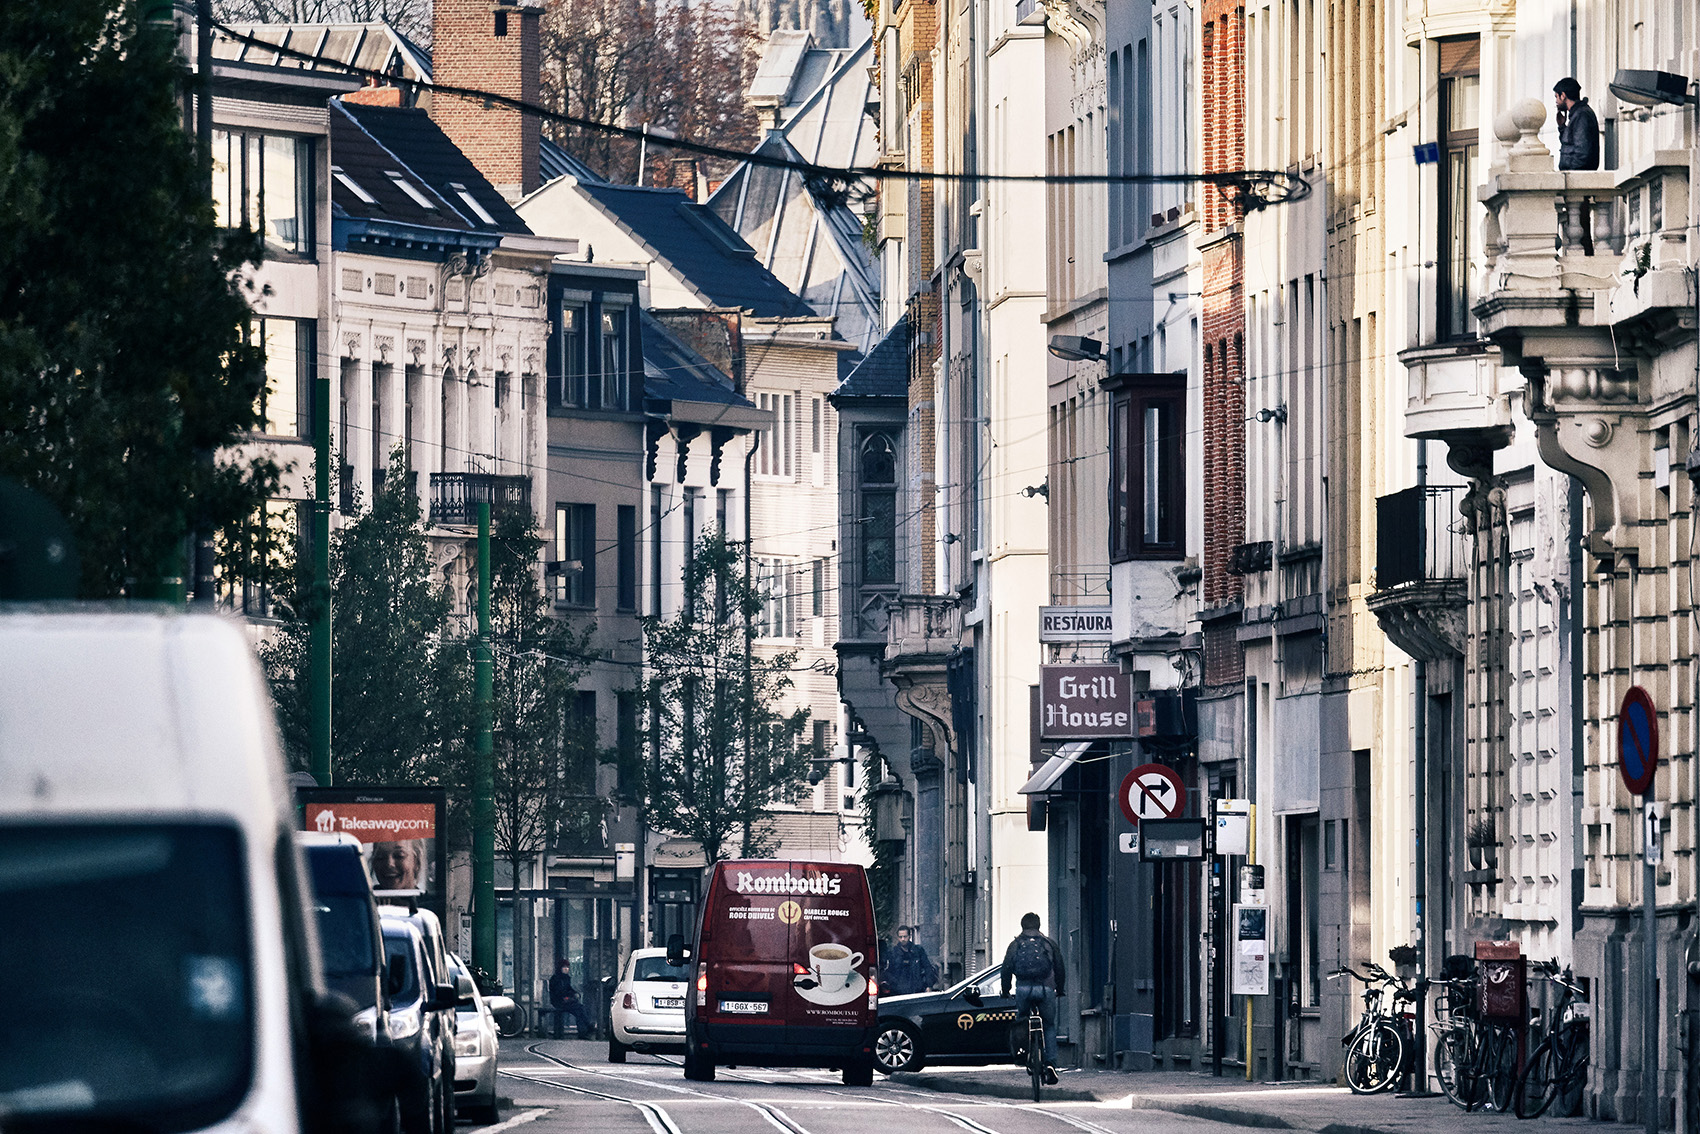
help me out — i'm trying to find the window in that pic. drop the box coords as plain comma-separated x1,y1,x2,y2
859,433,897,585
756,392,795,477
616,505,637,611
252,318,313,439
554,503,595,607
1438,37,1482,340
386,171,437,210
450,182,496,225
811,398,822,453
755,559,796,639
557,303,588,408
812,558,825,617
615,690,638,796
1108,375,1183,560
332,165,375,204
212,130,313,257
601,307,629,410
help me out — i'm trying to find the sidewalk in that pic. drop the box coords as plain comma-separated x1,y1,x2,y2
888,1067,1599,1134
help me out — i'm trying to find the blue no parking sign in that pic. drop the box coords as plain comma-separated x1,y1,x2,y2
1618,686,1658,797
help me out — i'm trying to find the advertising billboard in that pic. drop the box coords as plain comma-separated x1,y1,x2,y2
1038,663,1134,739
299,787,447,924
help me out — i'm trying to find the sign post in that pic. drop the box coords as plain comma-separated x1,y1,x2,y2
1618,685,1658,1134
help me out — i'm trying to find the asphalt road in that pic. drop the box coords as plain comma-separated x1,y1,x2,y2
484,1040,1240,1134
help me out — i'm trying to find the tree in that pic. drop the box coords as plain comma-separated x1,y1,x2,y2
261,449,467,784
0,1,277,597
211,0,432,46
641,531,812,864
480,510,606,897
539,0,760,185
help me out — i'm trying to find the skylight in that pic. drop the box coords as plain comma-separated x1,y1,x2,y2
386,170,436,209
332,166,376,204
451,182,497,225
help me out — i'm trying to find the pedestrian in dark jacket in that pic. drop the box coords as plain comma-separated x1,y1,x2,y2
548,959,593,1040
1553,77,1599,171
879,926,940,995
999,912,1066,1081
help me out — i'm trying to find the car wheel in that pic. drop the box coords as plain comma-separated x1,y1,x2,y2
842,1060,875,1087
609,1034,628,1063
683,1044,716,1082
874,1021,924,1074
470,1093,503,1126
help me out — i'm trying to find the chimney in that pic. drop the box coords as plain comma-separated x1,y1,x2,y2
430,0,541,202
343,81,402,107
670,158,702,202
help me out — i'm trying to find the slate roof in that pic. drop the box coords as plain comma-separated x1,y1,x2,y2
832,315,906,400
641,311,746,408
575,182,808,317
540,137,606,185
330,101,530,236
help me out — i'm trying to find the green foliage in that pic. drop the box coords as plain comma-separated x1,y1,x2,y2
0,0,276,596
479,508,607,885
640,531,811,864
860,749,900,934
262,449,467,789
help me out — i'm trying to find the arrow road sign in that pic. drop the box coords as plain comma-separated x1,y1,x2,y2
1120,762,1187,825
1618,685,1658,797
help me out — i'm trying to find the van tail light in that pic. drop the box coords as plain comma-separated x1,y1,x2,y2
793,963,810,975
623,993,635,1010
868,972,879,1010
696,962,708,1008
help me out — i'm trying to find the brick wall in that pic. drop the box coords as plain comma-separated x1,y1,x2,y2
1200,0,1245,611
431,0,540,202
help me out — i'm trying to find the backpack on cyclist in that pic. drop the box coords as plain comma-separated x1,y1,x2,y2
1011,935,1052,982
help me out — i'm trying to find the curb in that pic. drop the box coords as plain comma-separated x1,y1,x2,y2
888,1072,1101,1103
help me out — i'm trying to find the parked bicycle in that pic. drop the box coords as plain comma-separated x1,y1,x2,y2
1514,961,1589,1119
1329,962,1414,1094
1425,965,1485,1110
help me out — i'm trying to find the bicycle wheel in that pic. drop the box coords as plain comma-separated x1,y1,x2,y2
1486,1027,1520,1113
1514,1038,1557,1119
1027,1020,1044,1101
1553,1029,1589,1117
1344,1022,1405,1094
496,1005,526,1039
1434,1028,1481,1108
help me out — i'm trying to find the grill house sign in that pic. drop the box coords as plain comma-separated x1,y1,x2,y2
1039,664,1134,739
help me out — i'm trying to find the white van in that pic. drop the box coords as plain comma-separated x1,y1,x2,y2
0,609,379,1132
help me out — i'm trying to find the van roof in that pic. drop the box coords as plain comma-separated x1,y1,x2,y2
0,609,290,828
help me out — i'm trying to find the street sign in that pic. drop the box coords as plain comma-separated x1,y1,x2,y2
1039,605,1113,643
1214,798,1250,856
1119,762,1187,824
1232,904,1269,994
1118,830,1140,855
1645,800,1666,865
1140,817,1206,860
1618,685,1658,796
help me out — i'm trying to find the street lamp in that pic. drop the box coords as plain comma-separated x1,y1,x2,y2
1048,334,1106,363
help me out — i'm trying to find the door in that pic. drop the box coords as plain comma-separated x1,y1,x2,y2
918,969,1018,1058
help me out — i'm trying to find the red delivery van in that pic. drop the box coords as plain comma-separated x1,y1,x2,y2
678,859,879,1084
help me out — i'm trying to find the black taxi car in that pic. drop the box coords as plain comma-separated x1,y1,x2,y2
872,965,1022,1074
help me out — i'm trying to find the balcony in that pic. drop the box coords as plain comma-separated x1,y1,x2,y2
1367,485,1468,660
884,594,961,669
429,472,532,527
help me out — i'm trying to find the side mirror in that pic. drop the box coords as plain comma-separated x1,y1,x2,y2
456,973,478,1007
432,982,459,1011
666,933,689,968
386,954,406,997
962,987,984,1008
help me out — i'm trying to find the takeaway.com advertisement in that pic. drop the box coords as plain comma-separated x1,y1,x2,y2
298,787,447,923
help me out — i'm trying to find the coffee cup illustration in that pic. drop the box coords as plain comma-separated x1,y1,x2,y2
808,942,864,989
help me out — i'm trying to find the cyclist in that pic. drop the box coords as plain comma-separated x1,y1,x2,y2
1000,912,1066,1084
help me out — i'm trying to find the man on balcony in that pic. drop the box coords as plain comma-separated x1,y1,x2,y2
1553,77,1599,171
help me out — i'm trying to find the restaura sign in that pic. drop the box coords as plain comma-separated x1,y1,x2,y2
1039,605,1114,643
1039,664,1134,739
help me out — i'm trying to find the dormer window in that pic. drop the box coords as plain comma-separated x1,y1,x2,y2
386,170,436,209
451,182,497,225
332,166,376,204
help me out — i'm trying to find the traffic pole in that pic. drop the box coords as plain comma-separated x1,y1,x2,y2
1644,798,1658,1134
472,500,496,974
309,364,332,786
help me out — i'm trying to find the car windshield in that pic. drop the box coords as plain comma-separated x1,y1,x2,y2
384,932,421,1003
633,956,688,982
316,895,378,978
0,823,252,1130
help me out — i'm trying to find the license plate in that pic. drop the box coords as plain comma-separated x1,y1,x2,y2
654,997,684,1009
719,999,768,1014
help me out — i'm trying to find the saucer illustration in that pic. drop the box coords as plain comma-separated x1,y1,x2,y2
794,970,868,1006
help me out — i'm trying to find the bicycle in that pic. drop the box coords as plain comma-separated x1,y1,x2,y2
1514,961,1589,1119
1329,963,1411,1094
1426,972,1485,1109
492,1000,526,1038
1019,1004,1046,1101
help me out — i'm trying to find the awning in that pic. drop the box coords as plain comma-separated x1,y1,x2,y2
1018,741,1093,795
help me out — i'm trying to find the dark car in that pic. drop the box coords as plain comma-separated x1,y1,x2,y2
872,965,1022,1074
382,917,458,1134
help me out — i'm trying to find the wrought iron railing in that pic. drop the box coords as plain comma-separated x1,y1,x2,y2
429,471,531,526
1375,485,1467,589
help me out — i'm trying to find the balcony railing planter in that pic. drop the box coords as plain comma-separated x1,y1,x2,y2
1367,485,1469,661
429,472,532,527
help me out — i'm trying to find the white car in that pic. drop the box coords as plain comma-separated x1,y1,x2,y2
448,953,501,1124
608,947,690,1061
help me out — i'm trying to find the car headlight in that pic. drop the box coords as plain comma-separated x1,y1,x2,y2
455,1031,483,1057
352,1006,379,1043
390,1004,421,1041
